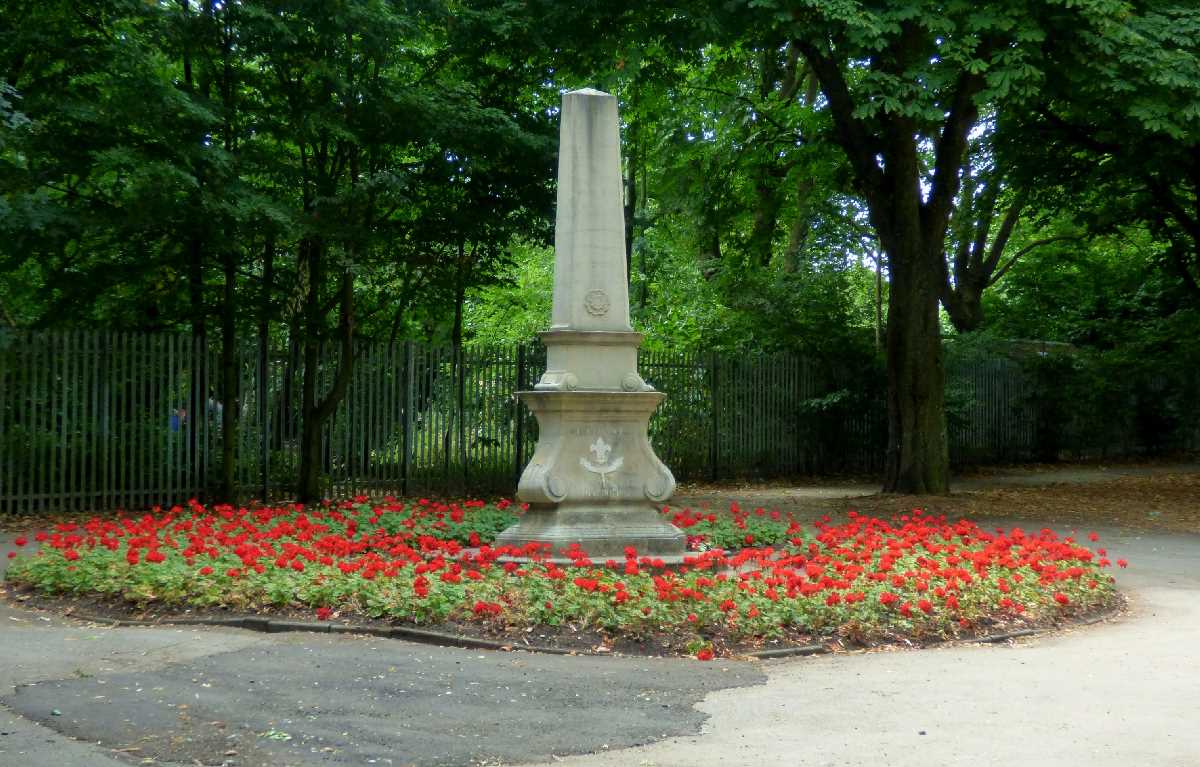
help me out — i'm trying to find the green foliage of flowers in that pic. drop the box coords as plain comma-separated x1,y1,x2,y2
667,502,796,550
363,499,519,546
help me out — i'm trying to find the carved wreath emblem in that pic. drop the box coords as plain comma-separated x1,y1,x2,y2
583,289,610,316
580,437,623,494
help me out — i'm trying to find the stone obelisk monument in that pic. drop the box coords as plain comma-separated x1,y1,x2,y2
495,88,685,561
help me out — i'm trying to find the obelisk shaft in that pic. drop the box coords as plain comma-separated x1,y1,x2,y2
549,88,632,333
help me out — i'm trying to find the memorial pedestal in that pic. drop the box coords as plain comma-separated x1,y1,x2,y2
495,390,684,560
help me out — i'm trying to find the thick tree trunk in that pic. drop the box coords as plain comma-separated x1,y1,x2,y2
297,239,355,503
883,246,949,494
874,256,883,352
749,164,784,267
298,343,322,503
297,239,323,503
793,37,984,496
941,280,984,332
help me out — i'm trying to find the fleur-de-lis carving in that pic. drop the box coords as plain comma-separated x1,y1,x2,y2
589,437,612,464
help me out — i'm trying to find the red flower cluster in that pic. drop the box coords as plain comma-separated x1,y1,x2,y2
3,499,1125,657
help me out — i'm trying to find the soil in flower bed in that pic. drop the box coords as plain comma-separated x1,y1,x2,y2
3,498,1128,659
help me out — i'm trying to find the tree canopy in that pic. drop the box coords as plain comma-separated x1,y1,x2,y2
2,0,1196,495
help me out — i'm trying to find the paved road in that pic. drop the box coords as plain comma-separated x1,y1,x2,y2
521,523,1200,767
1,467,1197,767
0,541,764,766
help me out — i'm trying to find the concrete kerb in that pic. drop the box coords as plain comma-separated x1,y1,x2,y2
43,601,1125,661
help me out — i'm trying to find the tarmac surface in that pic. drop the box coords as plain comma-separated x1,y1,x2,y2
1,465,1197,766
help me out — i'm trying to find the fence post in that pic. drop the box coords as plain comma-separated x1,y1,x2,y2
258,333,269,502
401,340,413,497
456,344,468,489
513,344,526,490
709,351,719,482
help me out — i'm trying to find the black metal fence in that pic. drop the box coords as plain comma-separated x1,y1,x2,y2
1,330,1196,513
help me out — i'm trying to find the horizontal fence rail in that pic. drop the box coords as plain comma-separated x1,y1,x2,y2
1,330,1197,514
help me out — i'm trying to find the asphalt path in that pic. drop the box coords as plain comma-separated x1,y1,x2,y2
521,523,1200,767
1,468,1197,767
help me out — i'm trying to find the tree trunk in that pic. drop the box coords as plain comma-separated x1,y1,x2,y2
297,238,355,503
941,281,984,332
749,164,784,267
874,255,883,352
883,244,949,493
297,238,323,503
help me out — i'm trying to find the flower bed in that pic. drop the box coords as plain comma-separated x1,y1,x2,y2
3,498,1125,658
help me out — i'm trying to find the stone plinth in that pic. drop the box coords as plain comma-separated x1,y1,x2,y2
495,88,685,561
498,391,683,559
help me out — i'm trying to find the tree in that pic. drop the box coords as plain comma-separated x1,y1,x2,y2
1,0,557,502
711,0,1136,492
940,131,1088,333
1000,2,1200,302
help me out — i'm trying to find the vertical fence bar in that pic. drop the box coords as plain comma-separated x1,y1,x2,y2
709,351,719,481
135,332,145,509
138,332,147,509
0,332,9,514
190,333,200,501
21,331,32,513
45,332,57,510
513,344,526,489
154,333,164,508
99,332,110,510
111,331,122,510
19,331,29,513
64,331,75,509
125,331,134,510
16,331,25,513
401,340,413,496
74,330,85,510
31,330,42,512
42,330,54,512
